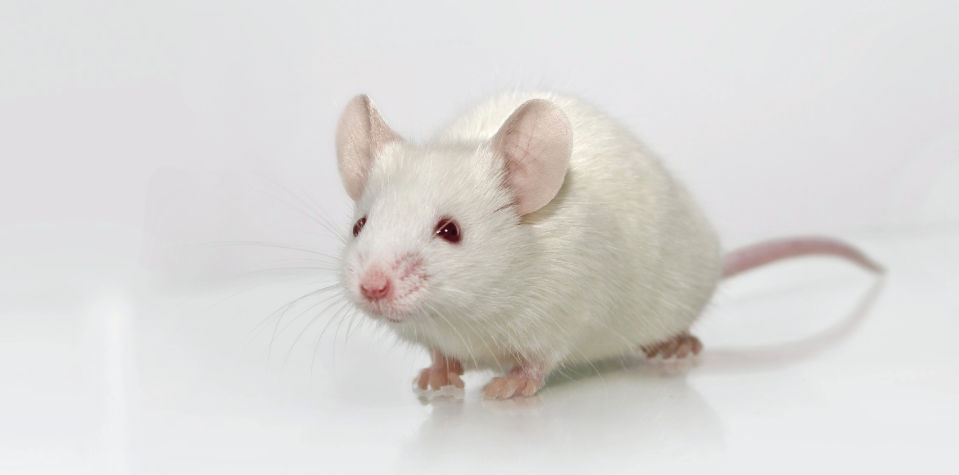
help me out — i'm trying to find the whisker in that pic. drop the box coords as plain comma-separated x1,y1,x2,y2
250,282,339,339
199,240,341,261
254,175,349,245
273,289,345,347
424,301,480,370
284,296,351,367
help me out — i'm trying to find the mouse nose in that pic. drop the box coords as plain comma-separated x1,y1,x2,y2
360,271,392,301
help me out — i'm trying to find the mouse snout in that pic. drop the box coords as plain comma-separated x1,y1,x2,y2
359,269,393,301
352,254,427,318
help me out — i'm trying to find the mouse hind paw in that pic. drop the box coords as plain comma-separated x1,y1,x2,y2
641,333,703,359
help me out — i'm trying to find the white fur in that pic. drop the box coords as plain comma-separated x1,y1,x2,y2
339,91,721,373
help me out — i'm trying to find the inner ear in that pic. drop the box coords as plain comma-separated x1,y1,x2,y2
492,99,572,215
335,95,402,201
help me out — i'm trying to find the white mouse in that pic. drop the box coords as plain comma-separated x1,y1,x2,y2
334,91,881,399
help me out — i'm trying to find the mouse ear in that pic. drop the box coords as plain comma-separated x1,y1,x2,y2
335,95,402,200
492,99,572,215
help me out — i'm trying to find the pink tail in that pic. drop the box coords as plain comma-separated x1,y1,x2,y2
722,237,883,279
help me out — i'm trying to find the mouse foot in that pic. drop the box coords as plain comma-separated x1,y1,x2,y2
414,352,464,391
414,368,464,391
483,374,543,399
641,333,703,359
483,361,549,399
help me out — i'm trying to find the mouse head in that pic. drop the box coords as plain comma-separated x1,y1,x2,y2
335,95,571,323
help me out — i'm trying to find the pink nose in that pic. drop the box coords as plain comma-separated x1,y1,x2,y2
360,271,392,301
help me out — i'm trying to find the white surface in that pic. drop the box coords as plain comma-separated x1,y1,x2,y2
3,1,959,474
3,228,959,474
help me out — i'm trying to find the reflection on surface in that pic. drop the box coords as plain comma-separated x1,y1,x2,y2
5,224,953,475
401,360,724,473
398,278,886,473
701,278,885,374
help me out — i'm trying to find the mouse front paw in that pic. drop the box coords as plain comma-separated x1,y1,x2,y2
414,351,464,391
483,374,544,399
415,366,464,391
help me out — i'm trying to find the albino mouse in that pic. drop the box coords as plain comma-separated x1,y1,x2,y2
334,91,881,399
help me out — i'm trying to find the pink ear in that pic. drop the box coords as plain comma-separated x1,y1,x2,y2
492,99,572,215
335,95,402,200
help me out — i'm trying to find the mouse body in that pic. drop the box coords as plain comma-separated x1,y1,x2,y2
334,91,879,399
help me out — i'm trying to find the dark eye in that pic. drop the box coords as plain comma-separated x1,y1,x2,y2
433,217,461,244
352,216,367,237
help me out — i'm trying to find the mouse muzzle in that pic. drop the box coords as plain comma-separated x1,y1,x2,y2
351,252,428,322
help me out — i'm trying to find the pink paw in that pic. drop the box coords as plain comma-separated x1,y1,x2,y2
414,354,464,391
415,367,464,390
641,333,703,359
483,374,543,399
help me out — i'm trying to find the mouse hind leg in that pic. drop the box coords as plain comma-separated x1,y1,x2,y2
641,332,703,359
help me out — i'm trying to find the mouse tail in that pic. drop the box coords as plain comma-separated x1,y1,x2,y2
721,237,884,279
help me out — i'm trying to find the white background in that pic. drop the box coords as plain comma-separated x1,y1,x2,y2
2,1,958,474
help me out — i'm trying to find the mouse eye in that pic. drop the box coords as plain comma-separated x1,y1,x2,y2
352,216,367,237
433,217,461,244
